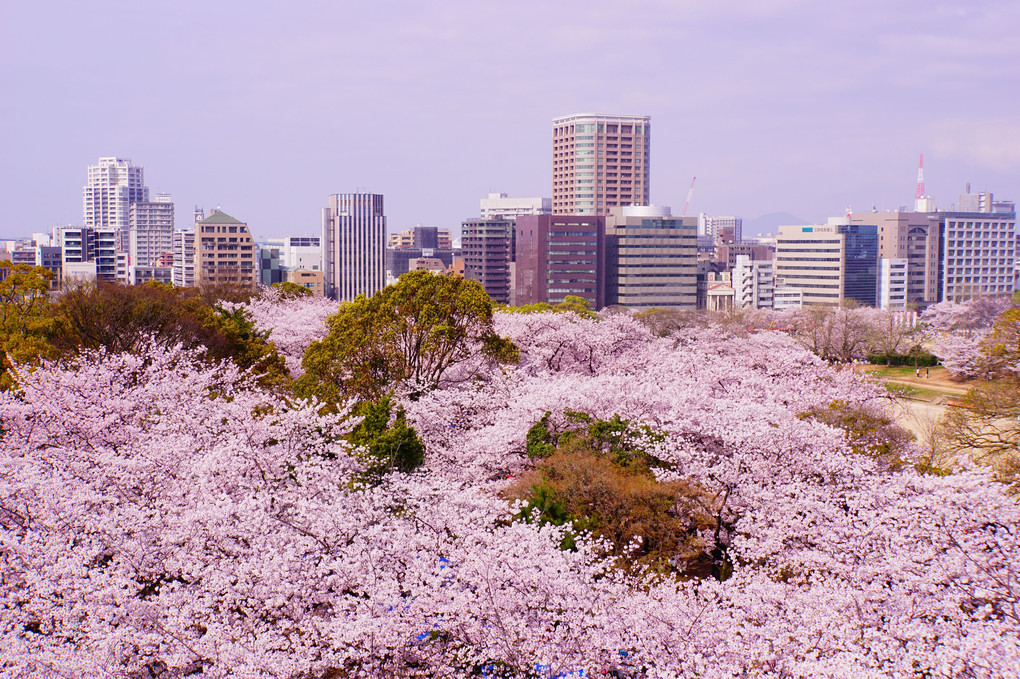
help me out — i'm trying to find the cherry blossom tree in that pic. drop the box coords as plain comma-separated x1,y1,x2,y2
2,308,1019,678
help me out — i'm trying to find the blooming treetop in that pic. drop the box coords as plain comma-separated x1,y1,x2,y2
2,301,1018,678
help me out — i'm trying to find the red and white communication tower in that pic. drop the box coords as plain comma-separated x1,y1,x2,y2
914,154,934,212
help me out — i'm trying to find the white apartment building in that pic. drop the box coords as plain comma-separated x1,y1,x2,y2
479,193,551,220
699,214,743,242
128,193,174,284
732,255,774,309
83,158,149,255
172,230,196,287
878,258,908,311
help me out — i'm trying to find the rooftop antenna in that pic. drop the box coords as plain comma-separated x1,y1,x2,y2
915,153,925,202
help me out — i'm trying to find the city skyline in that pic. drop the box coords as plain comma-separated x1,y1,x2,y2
2,1,1019,240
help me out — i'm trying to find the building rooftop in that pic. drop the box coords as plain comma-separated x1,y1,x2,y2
199,210,244,225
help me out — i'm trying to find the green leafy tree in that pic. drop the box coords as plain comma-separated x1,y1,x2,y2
0,263,59,389
51,282,287,385
347,395,425,482
301,270,518,402
271,281,313,299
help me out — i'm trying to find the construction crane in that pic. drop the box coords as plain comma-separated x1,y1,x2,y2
681,176,696,217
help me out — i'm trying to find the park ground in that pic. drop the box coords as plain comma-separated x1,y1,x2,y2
854,365,979,443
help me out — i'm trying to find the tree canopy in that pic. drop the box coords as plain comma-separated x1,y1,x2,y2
300,270,518,402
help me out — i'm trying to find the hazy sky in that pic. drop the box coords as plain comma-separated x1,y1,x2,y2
2,0,1018,240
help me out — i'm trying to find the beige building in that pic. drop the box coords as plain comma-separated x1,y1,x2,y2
851,210,940,305
388,228,452,250
283,268,325,296
775,220,879,307
196,210,257,288
552,113,650,216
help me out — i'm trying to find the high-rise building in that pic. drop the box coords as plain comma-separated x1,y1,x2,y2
83,158,149,254
775,219,879,307
604,206,697,309
195,210,257,288
128,193,174,284
461,218,514,305
172,230,196,287
552,114,650,216
322,193,386,301
515,215,605,308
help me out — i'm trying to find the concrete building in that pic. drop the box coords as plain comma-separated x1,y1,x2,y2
604,205,697,309
128,193,174,284
196,210,257,289
58,227,118,285
385,225,457,280
696,269,735,313
775,219,879,307
732,255,774,310
461,218,514,305
388,227,453,250
480,193,551,221
515,215,605,308
83,157,149,230
552,113,650,216
878,258,908,311
937,189,1016,302
699,214,743,242
283,268,325,295
172,230,196,287
322,193,386,301
851,210,940,306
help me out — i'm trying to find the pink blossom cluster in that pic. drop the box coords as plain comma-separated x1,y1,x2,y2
2,302,1018,678
228,287,338,375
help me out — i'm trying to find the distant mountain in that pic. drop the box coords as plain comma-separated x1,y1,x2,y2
744,212,808,238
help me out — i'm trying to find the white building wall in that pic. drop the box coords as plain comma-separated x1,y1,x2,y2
878,258,908,310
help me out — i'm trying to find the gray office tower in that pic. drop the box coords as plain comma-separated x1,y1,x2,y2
322,193,386,301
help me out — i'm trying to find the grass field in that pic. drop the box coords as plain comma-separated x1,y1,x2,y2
855,364,978,400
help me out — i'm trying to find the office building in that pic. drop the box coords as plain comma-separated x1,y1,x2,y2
851,210,940,306
515,215,605,308
604,206,697,309
775,219,879,307
196,210,257,288
552,114,650,216
388,227,453,250
385,225,457,279
938,189,1016,302
480,193,551,221
461,218,514,304
322,193,386,301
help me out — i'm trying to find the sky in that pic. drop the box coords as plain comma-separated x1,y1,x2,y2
2,0,1019,240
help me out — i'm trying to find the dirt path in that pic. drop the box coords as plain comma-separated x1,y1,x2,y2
856,365,978,397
